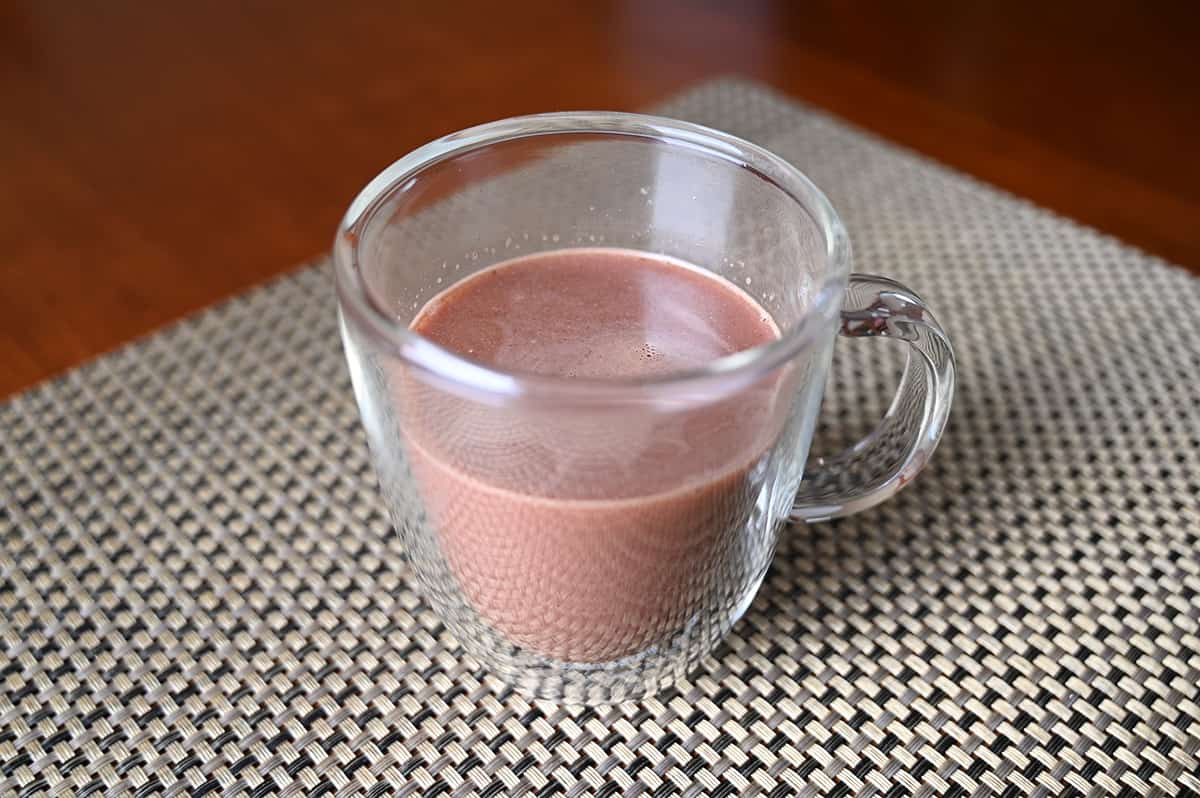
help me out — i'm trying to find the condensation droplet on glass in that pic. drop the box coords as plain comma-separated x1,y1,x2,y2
436,276,443,284
588,205,596,212
504,237,512,248
744,276,752,285
639,186,648,195
551,233,560,242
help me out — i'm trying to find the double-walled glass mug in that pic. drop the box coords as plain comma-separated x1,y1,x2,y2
336,113,955,703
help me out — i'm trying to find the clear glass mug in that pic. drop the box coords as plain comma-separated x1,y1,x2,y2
335,113,955,703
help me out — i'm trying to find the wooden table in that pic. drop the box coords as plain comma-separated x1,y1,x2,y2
3,1,1197,398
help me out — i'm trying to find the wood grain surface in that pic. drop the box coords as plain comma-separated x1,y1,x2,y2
2,1,1197,397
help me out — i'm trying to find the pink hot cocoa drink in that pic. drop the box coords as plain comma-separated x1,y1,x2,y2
399,248,787,661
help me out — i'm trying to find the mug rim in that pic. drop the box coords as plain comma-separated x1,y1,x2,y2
334,111,850,403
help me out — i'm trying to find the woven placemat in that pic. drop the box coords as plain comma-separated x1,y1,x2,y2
3,79,1199,797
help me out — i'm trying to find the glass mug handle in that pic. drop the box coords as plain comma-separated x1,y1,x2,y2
792,274,956,522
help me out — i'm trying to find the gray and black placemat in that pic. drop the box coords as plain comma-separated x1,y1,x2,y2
3,79,1198,797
